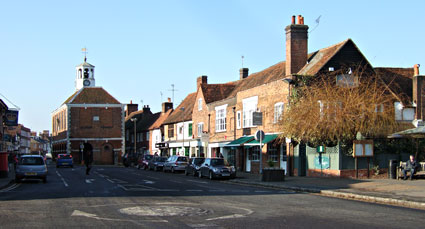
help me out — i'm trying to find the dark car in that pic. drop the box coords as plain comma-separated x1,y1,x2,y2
148,156,168,171
123,153,138,167
163,155,188,173
185,157,205,176
137,154,154,170
198,158,236,180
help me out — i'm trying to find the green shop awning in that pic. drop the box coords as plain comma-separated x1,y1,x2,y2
244,134,278,146
225,136,255,147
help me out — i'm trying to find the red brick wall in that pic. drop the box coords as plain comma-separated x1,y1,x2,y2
70,107,122,138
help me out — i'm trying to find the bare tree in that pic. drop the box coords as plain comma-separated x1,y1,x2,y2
280,68,399,147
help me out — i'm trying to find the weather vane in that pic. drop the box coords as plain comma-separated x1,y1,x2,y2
82,47,88,62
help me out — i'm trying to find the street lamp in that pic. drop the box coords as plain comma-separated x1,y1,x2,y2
131,118,137,156
282,77,294,176
180,107,185,156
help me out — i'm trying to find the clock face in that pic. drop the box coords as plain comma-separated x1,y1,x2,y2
83,80,91,86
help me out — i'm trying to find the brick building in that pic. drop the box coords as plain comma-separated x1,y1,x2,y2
51,58,125,165
184,15,421,177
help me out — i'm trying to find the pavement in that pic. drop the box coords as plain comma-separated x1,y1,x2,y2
0,163,15,190
225,172,425,210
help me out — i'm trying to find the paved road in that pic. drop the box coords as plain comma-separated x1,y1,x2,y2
1,164,424,228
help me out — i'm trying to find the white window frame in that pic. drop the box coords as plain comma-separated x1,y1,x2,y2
251,147,260,161
198,98,203,111
146,132,149,141
93,116,99,121
236,111,241,129
242,96,258,128
215,104,227,132
274,102,284,123
197,122,204,137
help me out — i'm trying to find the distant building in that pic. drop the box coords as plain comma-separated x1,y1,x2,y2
51,58,125,165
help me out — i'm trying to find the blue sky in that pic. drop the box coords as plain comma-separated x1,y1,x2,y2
1,0,424,133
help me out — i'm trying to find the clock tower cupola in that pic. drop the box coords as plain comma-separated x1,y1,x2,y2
75,49,95,90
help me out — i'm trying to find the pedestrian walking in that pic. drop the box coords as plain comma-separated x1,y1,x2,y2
83,143,93,175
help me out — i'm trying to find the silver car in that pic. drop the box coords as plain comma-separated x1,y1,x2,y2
15,155,48,183
163,155,188,173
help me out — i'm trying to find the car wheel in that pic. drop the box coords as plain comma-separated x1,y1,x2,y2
198,171,202,178
185,169,188,176
137,164,140,169
171,167,175,173
15,177,20,183
43,178,47,183
163,167,167,173
71,165,74,168
209,171,214,180
193,171,198,177
56,165,59,168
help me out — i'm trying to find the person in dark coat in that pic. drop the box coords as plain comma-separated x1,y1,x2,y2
83,143,93,175
403,155,418,180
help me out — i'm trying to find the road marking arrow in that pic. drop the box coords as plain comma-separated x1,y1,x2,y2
85,179,95,184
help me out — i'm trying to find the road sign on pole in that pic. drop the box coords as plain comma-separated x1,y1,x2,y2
255,130,265,174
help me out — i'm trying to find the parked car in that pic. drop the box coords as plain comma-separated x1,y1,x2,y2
163,155,188,173
123,152,138,167
137,154,154,170
15,155,48,183
148,156,168,171
198,158,236,180
185,157,205,176
56,154,73,168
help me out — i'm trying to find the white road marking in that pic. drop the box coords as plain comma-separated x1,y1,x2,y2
85,179,95,184
188,223,219,228
186,189,203,192
254,190,271,193
71,210,167,223
143,180,154,184
145,176,159,180
231,190,249,193
208,189,225,192
55,170,69,187
0,183,21,192
107,179,115,183
206,206,254,221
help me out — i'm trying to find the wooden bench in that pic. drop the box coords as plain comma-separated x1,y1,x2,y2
397,162,425,179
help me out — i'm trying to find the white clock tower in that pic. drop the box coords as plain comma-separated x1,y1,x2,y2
75,57,96,91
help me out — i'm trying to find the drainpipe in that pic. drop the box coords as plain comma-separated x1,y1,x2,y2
233,107,236,140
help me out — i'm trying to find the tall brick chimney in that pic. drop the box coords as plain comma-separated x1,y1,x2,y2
285,15,309,75
413,64,423,120
126,100,138,117
197,75,208,89
162,97,173,113
239,68,249,80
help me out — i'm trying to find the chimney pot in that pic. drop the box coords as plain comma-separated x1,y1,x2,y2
414,64,420,76
297,15,302,24
291,15,296,24
167,97,171,102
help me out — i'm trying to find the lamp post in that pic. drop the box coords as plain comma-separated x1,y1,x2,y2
283,77,294,176
131,118,137,156
180,107,185,156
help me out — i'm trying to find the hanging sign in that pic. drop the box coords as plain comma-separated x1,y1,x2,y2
4,109,19,126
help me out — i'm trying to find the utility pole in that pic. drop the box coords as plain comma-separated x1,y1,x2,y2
180,107,185,156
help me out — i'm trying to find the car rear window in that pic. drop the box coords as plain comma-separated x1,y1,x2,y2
60,155,72,159
21,157,44,165
177,157,187,162
145,155,153,160
159,157,167,162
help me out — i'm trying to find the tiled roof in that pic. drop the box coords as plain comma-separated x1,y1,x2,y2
125,109,160,131
149,109,173,130
201,83,236,104
63,87,120,104
163,92,196,124
227,61,287,98
374,67,414,105
298,39,349,76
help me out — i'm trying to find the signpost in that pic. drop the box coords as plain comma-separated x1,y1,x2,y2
255,130,265,174
316,146,325,176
